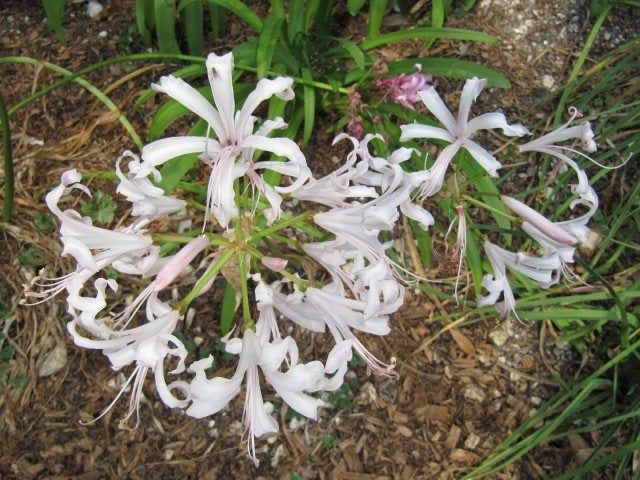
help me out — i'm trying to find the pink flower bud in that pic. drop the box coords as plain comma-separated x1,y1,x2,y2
261,256,288,272
501,195,577,245
154,236,210,291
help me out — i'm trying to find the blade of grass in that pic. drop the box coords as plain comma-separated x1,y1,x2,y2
0,92,14,222
553,3,611,124
0,56,142,149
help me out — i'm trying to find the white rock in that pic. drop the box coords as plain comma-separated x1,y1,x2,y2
542,75,555,89
464,433,481,450
270,444,286,468
38,343,67,377
462,383,486,403
86,1,103,19
489,328,509,347
357,382,377,405
97,30,107,39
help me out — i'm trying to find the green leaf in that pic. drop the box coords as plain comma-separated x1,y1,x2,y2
135,0,153,45
154,0,181,54
208,2,227,37
287,0,305,42
361,27,497,50
327,36,366,69
387,57,511,88
424,0,446,49
348,0,367,15
149,85,212,140
257,14,284,78
208,0,263,32
304,0,320,32
0,344,15,361
366,0,387,39
465,229,483,295
80,190,116,225
134,64,206,108
458,151,512,245
220,281,238,334
301,68,315,144
184,0,204,56
409,219,431,266
42,0,68,46
33,212,54,232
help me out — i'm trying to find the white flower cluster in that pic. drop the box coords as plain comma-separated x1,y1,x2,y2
27,51,601,464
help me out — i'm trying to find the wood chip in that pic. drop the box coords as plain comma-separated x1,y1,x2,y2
449,328,476,356
445,425,462,451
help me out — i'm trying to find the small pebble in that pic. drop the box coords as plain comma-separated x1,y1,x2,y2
462,383,486,403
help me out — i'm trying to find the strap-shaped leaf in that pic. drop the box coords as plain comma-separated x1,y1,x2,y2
42,0,68,46
387,57,511,88
257,14,284,78
361,27,497,50
208,0,263,32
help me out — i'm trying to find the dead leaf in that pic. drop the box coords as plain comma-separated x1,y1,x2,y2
450,328,476,356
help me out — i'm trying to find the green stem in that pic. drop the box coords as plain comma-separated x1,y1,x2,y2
237,250,254,330
462,195,518,222
244,242,309,290
553,5,612,124
0,92,13,222
177,247,235,313
0,53,348,119
247,212,313,243
0,57,142,149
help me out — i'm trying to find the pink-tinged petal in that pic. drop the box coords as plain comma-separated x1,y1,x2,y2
463,139,502,176
152,75,226,140
236,77,294,135
154,236,209,291
206,52,236,140
466,112,529,137
140,137,219,170
501,195,577,245
417,87,458,134
399,123,455,142
457,77,486,131
261,256,287,272
417,140,462,198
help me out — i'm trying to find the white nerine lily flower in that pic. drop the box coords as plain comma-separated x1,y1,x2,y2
306,284,397,377
501,195,577,245
519,107,596,155
400,77,528,198
444,205,468,300
47,170,154,274
115,151,186,218
67,299,189,427
111,235,210,329
478,241,561,317
187,330,325,465
519,108,599,209
140,52,310,227
24,170,158,305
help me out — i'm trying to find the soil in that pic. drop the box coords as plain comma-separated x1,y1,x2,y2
0,1,637,479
